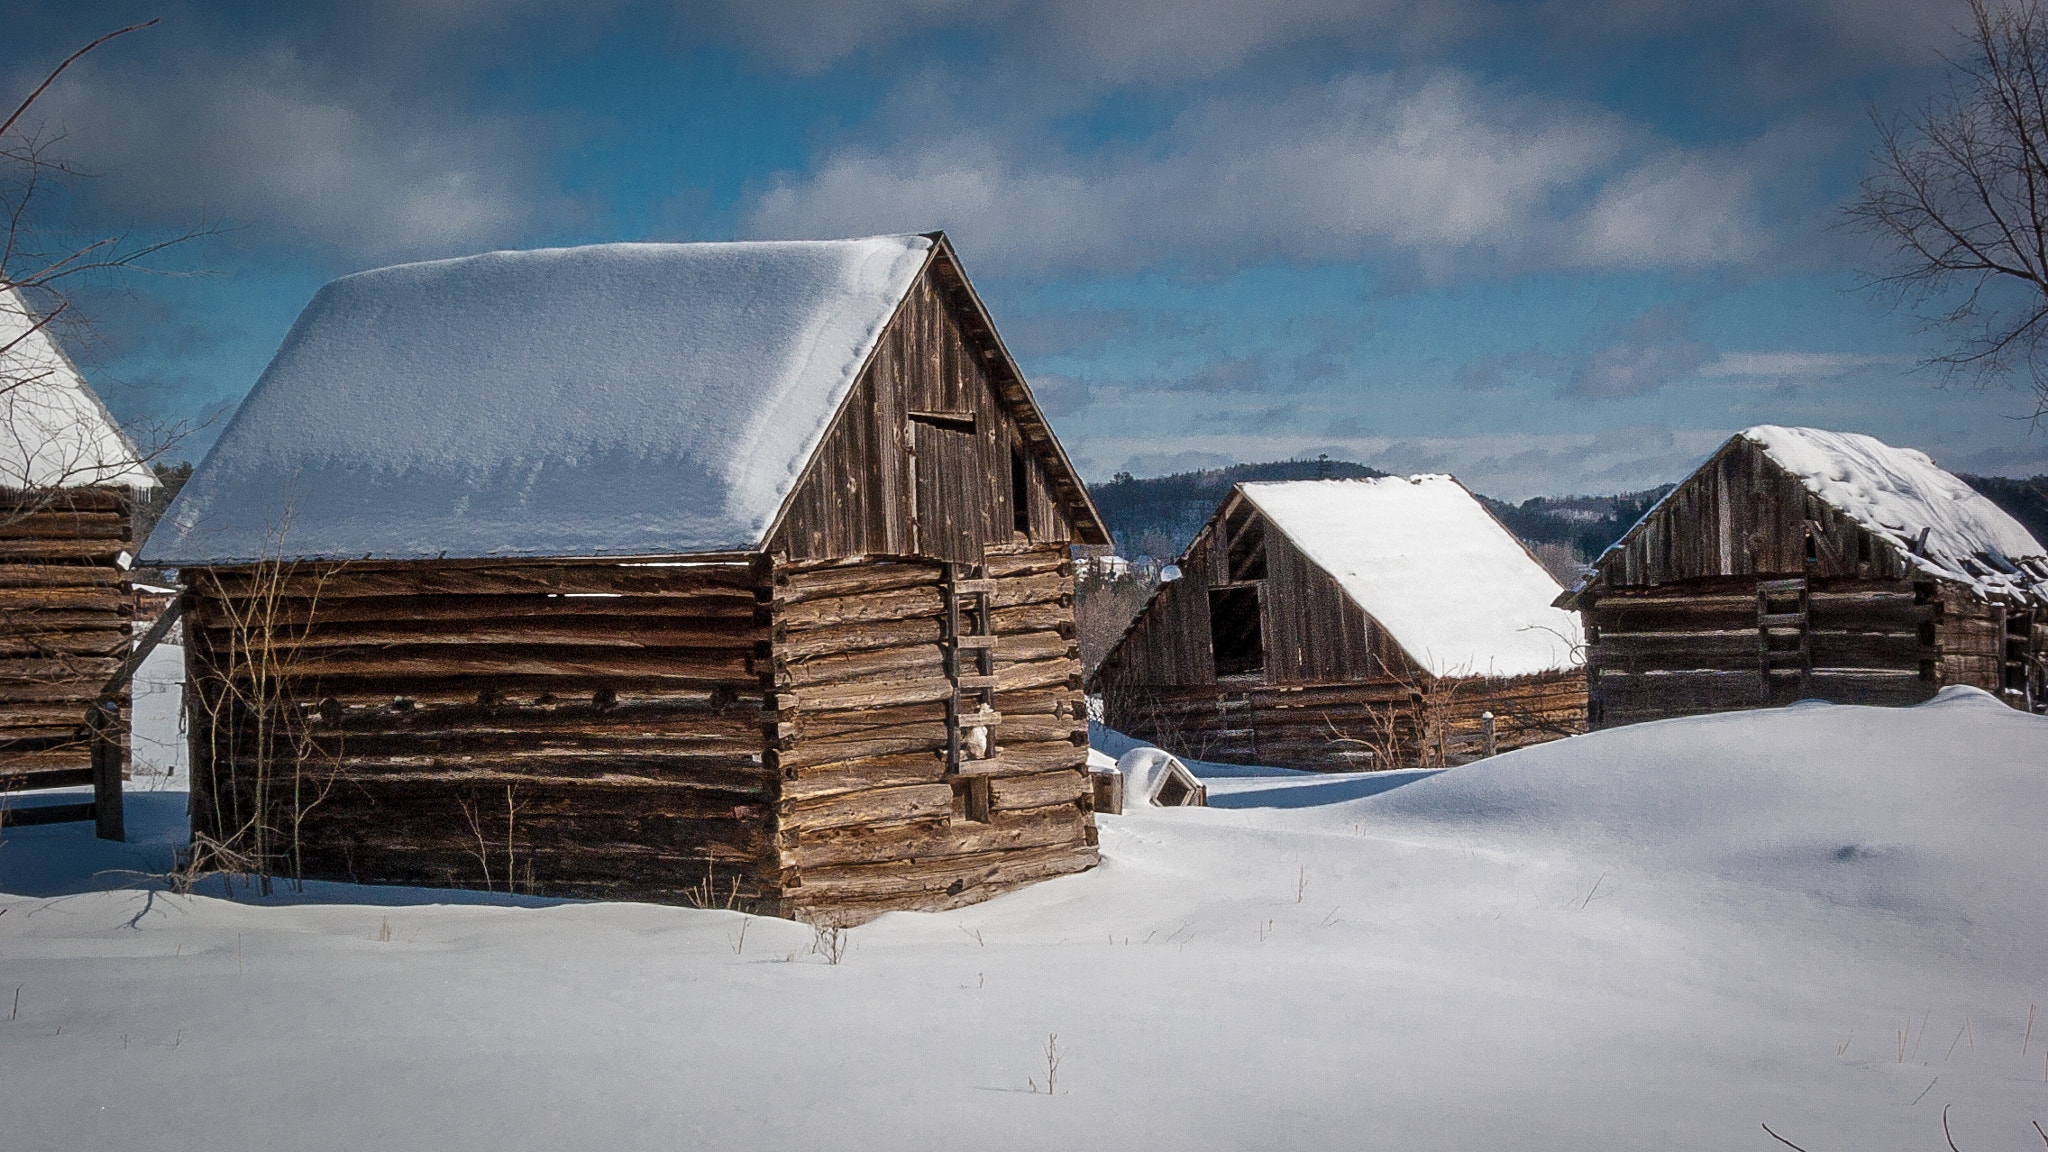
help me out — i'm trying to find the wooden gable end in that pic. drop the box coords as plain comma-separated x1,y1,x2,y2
1592,435,1912,590
769,240,1108,564
1091,486,1406,692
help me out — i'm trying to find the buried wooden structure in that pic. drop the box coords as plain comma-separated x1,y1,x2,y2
0,285,161,839
141,234,1111,920
1093,477,1586,770
1558,426,2048,727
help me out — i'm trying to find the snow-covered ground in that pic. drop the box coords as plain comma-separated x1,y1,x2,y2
1,684,2044,1150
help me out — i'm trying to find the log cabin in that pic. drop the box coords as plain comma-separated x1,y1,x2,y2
138,233,1112,921
0,285,158,838
1558,425,2048,727
1091,476,1586,770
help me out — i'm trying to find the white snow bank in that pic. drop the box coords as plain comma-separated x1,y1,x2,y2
141,236,932,565
2,692,2043,1150
0,287,156,490
1239,476,1582,678
1745,425,2046,598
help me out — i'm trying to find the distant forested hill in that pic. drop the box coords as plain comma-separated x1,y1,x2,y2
1085,457,1385,561
1084,457,1669,565
1961,475,2048,547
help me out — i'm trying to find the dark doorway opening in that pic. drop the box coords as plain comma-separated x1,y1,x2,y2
1209,585,1264,678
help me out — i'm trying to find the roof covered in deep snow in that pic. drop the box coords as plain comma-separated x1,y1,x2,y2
0,286,156,490
1239,476,1583,679
1737,425,2048,597
141,236,935,565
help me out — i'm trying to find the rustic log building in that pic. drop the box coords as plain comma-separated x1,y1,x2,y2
1558,426,2048,727
1092,476,1586,770
0,285,159,838
139,234,1112,920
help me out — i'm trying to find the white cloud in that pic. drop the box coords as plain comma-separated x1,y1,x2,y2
21,45,551,261
1697,351,1910,377
748,71,1764,277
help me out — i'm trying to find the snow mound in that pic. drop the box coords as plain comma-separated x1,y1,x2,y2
1743,425,2047,598
1238,476,1581,678
141,236,932,565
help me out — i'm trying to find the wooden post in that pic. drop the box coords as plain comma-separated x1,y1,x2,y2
1481,711,1496,758
89,702,123,842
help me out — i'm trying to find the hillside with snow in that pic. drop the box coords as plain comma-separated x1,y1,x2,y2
0,677,2043,1150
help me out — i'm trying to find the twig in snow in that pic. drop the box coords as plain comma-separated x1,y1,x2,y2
1942,1104,1959,1151
1910,1076,1939,1106
8,984,17,1020
2028,1004,2037,1055
1578,872,1606,909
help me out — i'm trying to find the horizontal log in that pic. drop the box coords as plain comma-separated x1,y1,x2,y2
190,593,761,632
232,646,753,683
789,805,1085,870
0,610,130,634
773,729,948,774
309,698,765,736
779,751,946,800
791,840,1095,902
0,512,130,540
775,586,945,632
769,699,949,744
0,751,94,777
194,563,759,601
981,548,1070,580
0,587,127,612
987,571,1073,610
0,541,127,564
1808,631,1930,670
981,740,1088,776
989,769,1086,813
0,633,129,658
189,673,763,706
772,562,940,604
996,656,1080,694
0,655,122,682
0,564,125,588
990,631,1077,666
773,616,943,661
781,782,954,832
1593,631,1758,673
196,618,762,654
776,643,943,690
775,676,955,714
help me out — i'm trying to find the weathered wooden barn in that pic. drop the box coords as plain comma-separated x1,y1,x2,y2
0,285,158,839
1558,425,2048,727
1092,476,1586,770
139,234,1112,920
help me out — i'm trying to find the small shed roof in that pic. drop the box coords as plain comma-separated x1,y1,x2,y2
1238,476,1582,679
0,286,156,490
142,236,939,565
1737,425,2047,596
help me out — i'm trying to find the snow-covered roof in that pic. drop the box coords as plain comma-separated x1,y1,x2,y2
0,286,156,490
1742,425,2047,598
1237,476,1583,679
141,236,935,565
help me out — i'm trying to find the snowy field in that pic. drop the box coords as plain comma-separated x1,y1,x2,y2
1,678,2044,1150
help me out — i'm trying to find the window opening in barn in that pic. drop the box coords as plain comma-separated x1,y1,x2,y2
1805,525,1819,563
1010,448,1031,537
1222,501,1267,582
1209,585,1264,678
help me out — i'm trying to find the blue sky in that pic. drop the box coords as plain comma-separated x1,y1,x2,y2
7,0,2043,500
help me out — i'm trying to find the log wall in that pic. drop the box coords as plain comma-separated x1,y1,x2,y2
765,540,1097,922
0,486,135,796
1104,671,1586,771
1581,575,2034,727
182,558,780,904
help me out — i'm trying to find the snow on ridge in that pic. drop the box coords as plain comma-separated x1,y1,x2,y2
1237,475,1582,679
1742,424,2048,599
140,236,933,566
0,286,156,490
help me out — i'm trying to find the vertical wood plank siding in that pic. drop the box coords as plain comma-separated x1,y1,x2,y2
1577,437,2043,725
772,255,1077,564
1095,493,1587,769
0,486,135,793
